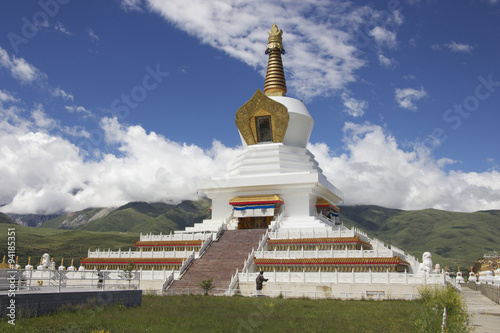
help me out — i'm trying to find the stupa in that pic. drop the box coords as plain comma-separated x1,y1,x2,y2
81,25,445,297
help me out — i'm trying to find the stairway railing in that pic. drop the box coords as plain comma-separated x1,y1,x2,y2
178,250,195,277
226,268,239,296
162,270,175,292
198,233,213,257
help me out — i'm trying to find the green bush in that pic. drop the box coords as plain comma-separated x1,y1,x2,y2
199,278,216,295
414,285,472,333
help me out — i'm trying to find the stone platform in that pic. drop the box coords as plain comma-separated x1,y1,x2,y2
0,288,142,318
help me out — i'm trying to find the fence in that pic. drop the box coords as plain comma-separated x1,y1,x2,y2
163,287,420,300
139,231,213,242
7,269,140,292
239,271,445,285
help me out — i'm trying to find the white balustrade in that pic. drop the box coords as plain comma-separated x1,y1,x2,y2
238,271,446,286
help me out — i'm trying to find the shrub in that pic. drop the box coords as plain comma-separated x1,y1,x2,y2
199,278,216,295
414,285,472,333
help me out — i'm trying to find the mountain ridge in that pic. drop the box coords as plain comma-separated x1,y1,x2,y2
2,201,499,269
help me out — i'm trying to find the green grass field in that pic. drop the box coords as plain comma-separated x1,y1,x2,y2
0,295,444,333
0,223,138,267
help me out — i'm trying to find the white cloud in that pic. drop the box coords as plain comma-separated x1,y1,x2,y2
445,41,473,53
0,46,46,83
0,105,239,213
369,26,397,49
309,122,500,212
0,89,18,104
402,74,416,80
378,54,395,67
65,105,93,118
394,86,427,110
55,22,72,35
2,107,500,213
341,91,367,117
86,28,99,42
53,88,74,101
121,0,143,11
132,0,397,99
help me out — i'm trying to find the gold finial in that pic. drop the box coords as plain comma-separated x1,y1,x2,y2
61,258,64,266
266,24,284,54
2,255,5,264
70,259,74,266
264,24,287,96
16,256,18,264
28,257,31,265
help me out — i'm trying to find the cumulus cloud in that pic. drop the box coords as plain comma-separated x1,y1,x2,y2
2,99,500,214
369,26,397,49
0,46,46,83
65,105,93,118
445,41,473,53
341,91,367,117
378,54,395,68
0,102,239,213
0,89,18,104
127,0,402,99
394,86,427,110
121,0,143,11
52,88,74,101
309,122,500,212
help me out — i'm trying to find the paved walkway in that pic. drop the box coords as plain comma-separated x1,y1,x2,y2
461,286,500,333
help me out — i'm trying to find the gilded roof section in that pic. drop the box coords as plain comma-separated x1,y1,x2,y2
229,194,283,205
235,89,289,145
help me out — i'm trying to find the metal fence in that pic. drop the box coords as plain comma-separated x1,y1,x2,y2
5,269,140,292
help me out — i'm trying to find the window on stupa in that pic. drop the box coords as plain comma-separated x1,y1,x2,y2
255,115,273,142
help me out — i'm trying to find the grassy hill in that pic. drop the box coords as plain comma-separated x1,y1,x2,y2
339,205,500,269
79,199,211,233
0,212,15,224
0,223,138,267
2,201,498,271
39,198,212,233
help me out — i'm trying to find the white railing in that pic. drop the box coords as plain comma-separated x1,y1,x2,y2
269,207,285,233
8,269,140,292
162,270,175,291
139,231,212,242
271,226,355,240
226,268,239,296
178,250,195,276
254,248,396,259
239,270,446,286
87,248,193,259
216,220,226,241
242,249,255,273
316,212,338,228
198,233,213,257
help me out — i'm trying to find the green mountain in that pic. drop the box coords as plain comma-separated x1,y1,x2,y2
0,212,15,224
0,222,138,268
339,205,500,269
41,198,212,233
2,201,498,271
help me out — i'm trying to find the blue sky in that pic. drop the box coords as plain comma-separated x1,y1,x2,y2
0,0,499,214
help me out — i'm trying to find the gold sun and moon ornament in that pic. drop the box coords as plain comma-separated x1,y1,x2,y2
235,24,289,146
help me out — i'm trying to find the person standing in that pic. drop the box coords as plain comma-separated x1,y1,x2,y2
256,270,268,296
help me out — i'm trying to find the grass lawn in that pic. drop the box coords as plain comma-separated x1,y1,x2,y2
1,295,433,333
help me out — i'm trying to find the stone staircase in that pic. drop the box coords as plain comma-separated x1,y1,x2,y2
168,229,266,294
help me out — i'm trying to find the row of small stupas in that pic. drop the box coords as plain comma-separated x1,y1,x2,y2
79,24,444,296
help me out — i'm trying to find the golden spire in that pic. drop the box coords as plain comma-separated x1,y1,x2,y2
264,24,287,96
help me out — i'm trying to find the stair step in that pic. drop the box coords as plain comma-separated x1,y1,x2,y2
169,229,266,294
